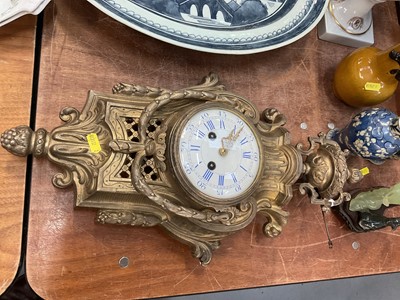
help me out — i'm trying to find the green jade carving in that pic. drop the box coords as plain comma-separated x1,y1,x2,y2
336,183,400,232
350,183,400,212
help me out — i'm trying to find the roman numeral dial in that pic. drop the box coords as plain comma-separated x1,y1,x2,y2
177,106,262,201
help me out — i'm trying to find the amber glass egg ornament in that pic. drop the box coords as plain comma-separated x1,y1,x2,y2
333,43,400,107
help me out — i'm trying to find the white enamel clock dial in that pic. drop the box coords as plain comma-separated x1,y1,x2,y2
177,106,262,200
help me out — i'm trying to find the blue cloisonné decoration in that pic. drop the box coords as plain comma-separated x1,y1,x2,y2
330,108,400,164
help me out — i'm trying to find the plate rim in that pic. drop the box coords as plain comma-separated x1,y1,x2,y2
87,0,329,55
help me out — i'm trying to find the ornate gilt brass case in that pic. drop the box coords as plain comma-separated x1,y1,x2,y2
1,74,362,264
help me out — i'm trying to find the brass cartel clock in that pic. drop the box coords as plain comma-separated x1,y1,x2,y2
1,74,362,264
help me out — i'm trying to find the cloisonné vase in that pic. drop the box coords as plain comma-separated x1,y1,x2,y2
330,108,400,164
333,43,400,107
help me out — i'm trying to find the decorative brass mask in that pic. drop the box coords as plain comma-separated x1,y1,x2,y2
1,74,362,264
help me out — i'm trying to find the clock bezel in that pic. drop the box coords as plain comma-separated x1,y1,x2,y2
169,102,265,208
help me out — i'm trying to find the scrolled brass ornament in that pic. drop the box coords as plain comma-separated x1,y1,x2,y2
297,132,364,208
1,74,363,264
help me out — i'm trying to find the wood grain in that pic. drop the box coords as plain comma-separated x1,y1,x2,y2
27,1,400,299
0,15,36,295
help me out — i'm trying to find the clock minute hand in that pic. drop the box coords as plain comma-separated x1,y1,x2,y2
232,126,243,142
219,127,243,156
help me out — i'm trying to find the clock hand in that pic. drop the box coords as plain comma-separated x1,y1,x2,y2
224,128,235,141
232,126,243,142
219,127,243,156
219,128,235,156
219,137,228,156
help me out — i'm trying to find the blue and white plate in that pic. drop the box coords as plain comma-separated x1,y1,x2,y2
88,0,328,54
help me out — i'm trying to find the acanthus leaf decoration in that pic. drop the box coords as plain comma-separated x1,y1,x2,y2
47,99,112,199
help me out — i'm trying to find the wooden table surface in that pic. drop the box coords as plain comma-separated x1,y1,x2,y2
0,15,36,295
19,1,400,299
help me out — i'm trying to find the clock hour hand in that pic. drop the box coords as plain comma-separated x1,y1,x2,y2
219,127,243,156
219,137,229,156
219,128,233,156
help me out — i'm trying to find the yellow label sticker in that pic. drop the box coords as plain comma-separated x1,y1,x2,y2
86,133,101,153
364,82,381,92
360,167,370,176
